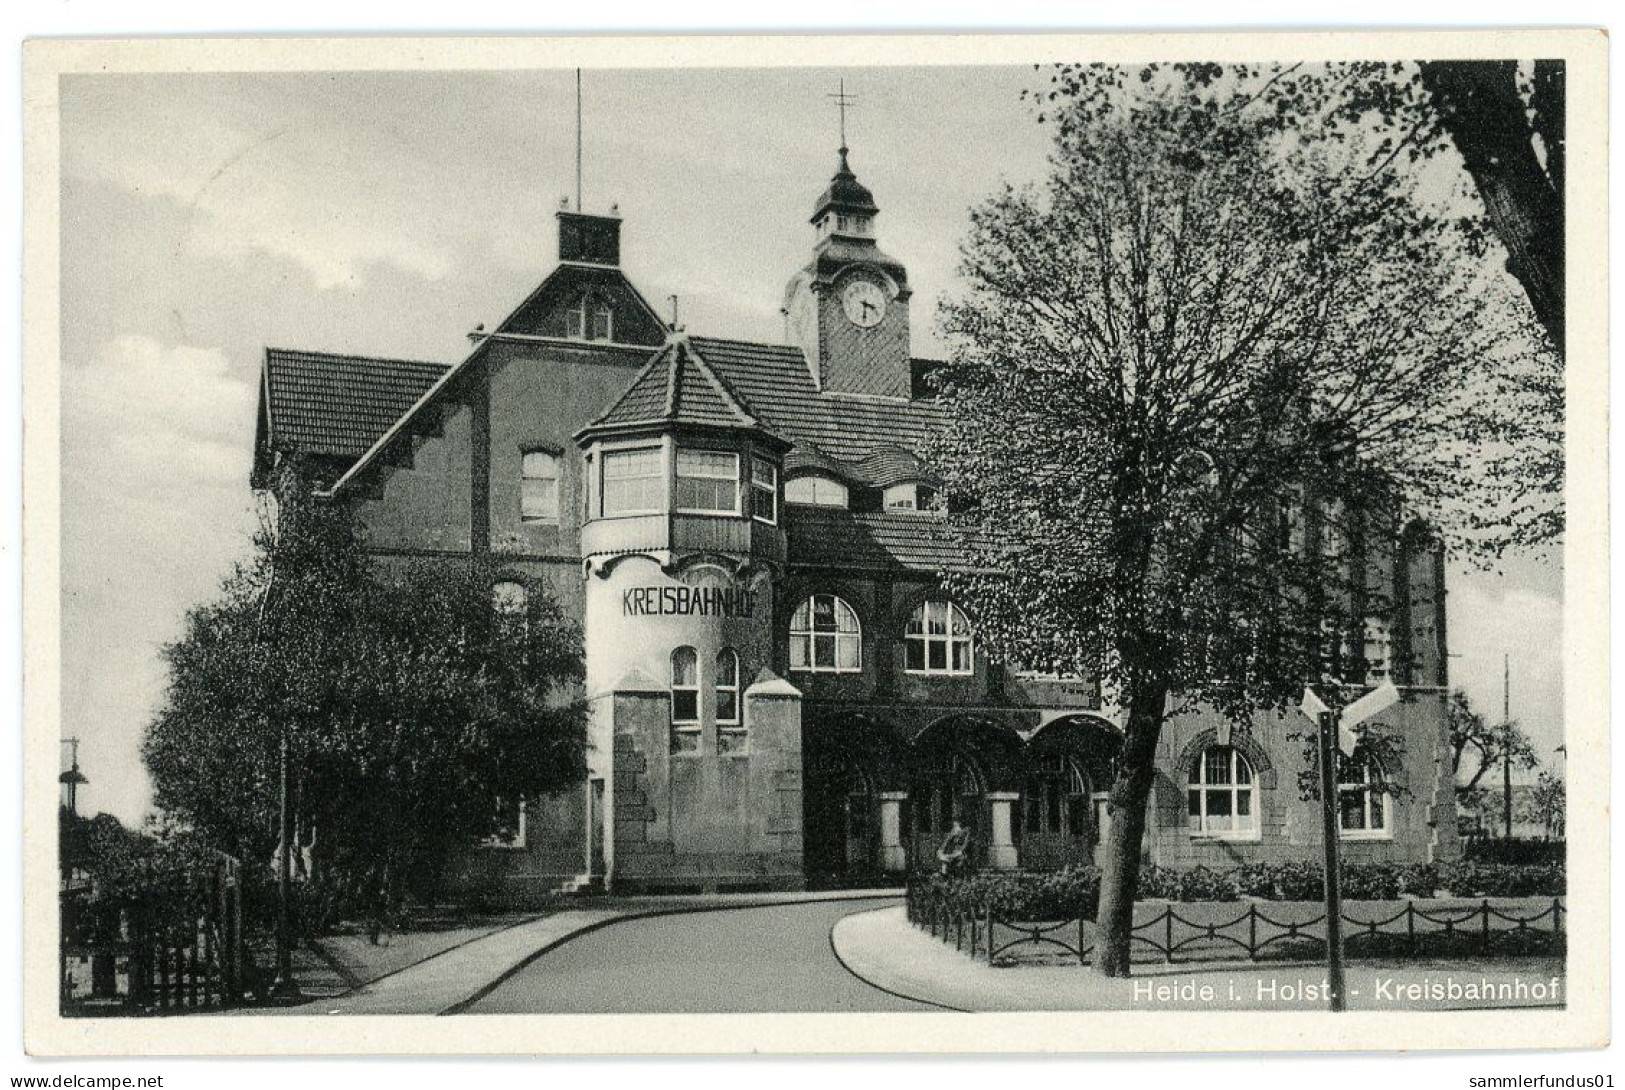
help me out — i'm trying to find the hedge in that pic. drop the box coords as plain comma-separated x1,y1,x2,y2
916,860,1565,920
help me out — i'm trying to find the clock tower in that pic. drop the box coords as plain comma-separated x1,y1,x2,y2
781,145,913,399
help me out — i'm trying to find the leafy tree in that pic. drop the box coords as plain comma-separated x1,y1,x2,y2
1031,61,1565,551
1034,60,1565,355
1519,770,1566,840
1447,688,1538,792
929,75,1528,976
143,464,587,923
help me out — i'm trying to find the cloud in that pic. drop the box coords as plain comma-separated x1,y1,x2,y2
62,79,460,291
61,335,263,824
65,335,255,477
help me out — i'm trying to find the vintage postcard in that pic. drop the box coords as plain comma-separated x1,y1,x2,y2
20,29,1607,1054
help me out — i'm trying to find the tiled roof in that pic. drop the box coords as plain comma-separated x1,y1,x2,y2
687,336,947,469
783,442,856,481
784,506,988,573
590,338,759,431
855,445,936,488
263,348,449,458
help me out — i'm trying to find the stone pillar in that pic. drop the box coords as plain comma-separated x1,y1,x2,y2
878,791,909,873
986,792,1020,871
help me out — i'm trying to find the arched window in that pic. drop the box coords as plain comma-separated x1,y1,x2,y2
491,580,528,616
789,594,861,673
784,475,849,508
520,450,561,522
1338,754,1391,838
1023,756,1090,837
1187,745,1258,839
670,647,699,753
905,600,973,675
715,648,740,725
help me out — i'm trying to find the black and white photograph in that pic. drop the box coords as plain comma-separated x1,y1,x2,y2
19,29,1607,1056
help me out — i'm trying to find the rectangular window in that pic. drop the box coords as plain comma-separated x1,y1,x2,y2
481,798,527,849
674,449,739,515
1364,617,1392,681
520,450,561,522
602,448,663,515
751,457,778,525
589,305,612,342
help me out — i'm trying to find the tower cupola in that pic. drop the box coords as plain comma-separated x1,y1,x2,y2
811,147,879,242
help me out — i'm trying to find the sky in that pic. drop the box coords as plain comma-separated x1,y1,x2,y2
56,65,1565,826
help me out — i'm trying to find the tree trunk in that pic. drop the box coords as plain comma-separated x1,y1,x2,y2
1419,60,1565,355
1092,676,1169,977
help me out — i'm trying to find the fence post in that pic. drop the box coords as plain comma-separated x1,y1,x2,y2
1248,905,1258,961
1164,907,1174,965
1079,913,1088,966
1481,899,1491,942
1407,901,1417,956
1553,898,1563,939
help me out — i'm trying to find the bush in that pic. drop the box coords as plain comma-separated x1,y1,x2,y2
1134,864,1181,900
1235,861,1324,901
1177,866,1240,902
1464,838,1564,865
1438,861,1565,898
915,860,1564,920
917,867,1101,920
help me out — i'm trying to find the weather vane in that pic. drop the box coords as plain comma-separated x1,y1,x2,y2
827,78,858,149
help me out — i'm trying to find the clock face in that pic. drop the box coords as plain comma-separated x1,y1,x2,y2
841,279,887,328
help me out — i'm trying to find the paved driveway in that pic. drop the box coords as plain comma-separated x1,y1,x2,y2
464,897,934,1014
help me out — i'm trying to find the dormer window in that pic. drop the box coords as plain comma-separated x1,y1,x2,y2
786,475,849,508
884,482,941,514
566,293,614,342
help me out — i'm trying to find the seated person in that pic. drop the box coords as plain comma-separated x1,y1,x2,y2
936,820,972,876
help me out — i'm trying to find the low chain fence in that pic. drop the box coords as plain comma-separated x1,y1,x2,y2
904,878,1565,967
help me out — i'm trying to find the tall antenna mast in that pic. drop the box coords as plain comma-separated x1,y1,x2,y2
575,68,584,212
1502,651,1514,838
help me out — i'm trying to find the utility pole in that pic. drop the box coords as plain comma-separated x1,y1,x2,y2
1502,652,1513,839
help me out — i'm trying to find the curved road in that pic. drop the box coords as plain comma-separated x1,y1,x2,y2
465,897,932,1014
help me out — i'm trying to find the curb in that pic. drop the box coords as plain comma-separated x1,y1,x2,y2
441,891,904,1015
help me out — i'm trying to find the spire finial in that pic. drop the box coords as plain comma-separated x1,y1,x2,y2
827,78,858,160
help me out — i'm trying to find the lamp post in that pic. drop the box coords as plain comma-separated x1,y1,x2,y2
254,546,302,1003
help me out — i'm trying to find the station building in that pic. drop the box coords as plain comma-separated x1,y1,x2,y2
252,145,1461,898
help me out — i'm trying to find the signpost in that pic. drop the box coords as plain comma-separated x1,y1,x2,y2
1315,709,1348,1013
1299,678,1399,1013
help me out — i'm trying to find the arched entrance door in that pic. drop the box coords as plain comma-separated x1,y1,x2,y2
907,752,988,872
1015,755,1095,870
1019,715,1122,870
803,760,876,888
